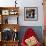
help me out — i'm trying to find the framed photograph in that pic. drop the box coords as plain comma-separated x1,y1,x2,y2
2,10,9,15
2,16,18,24
8,16,18,24
9,10,18,15
2,16,8,24
24,7,38,21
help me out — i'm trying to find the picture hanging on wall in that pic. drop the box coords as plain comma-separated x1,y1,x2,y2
24,7,38,21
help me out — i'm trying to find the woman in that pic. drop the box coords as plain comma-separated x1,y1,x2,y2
21,28,41,46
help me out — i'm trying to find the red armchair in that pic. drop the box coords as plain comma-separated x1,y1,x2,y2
21,28,41,46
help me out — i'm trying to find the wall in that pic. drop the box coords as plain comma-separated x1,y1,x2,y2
0,0,44,26
18,0,44,26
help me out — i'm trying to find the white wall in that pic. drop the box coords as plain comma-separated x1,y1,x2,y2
18,0,44,26
0,0,44,26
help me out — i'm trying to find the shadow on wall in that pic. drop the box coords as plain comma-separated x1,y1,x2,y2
18,26,43,44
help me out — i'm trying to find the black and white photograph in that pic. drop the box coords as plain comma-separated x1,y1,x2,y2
24,7,38,21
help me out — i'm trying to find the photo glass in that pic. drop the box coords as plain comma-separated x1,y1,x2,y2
24,7,38,21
